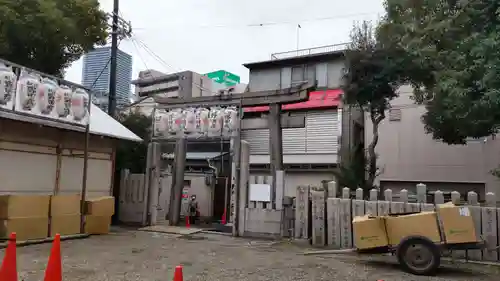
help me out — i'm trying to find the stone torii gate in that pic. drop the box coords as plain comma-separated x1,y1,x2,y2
145,82,316,236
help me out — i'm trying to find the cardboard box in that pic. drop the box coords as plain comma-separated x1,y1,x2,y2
50,215,81,236
385,212,441,245
353,215,389,249
437,203,478,244
50,195,81,216
85,196,115,216
0,195,50,219
84,215,111,234
0,217,49,241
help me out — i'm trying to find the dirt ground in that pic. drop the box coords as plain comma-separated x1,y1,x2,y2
10,229,500,281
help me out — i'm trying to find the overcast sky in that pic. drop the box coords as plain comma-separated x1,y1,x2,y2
64,0,384,85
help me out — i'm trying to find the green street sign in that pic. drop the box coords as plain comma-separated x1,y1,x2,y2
205,70,240,86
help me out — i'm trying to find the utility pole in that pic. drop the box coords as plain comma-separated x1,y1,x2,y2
107,0,131,116
108,0,119,116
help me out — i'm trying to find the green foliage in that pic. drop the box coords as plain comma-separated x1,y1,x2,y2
333,144,368,192
0,0,108,76
379,0,500,144
115,111,151,173
342,21,411,188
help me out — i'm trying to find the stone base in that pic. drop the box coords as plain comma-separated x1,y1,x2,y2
291,238,311,247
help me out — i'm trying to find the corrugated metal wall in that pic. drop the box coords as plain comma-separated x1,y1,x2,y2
0,119,115,197
242,109,340,155
305,111,338,153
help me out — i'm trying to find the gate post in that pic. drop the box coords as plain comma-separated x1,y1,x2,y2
143,142,161,226
148,142,161,225
236,140,250,237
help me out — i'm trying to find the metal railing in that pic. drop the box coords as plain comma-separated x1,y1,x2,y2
270,43,349,60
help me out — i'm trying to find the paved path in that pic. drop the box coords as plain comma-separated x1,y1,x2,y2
10,230,499,281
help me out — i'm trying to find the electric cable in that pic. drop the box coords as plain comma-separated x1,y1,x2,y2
133,11,380,30
130,36,219,95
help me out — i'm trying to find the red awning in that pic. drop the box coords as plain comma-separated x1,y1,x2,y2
243,89,342,113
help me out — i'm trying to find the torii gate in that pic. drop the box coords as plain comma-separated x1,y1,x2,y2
144,81,316,236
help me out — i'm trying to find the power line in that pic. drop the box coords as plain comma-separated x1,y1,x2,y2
129,36,219,95
117,39,219,114
132,11,379,31
132,37,179,73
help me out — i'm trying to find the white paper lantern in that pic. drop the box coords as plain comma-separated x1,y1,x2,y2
184,108,197,133
71,88,88,121
0,63,16,106
154,111,170,136
169,109,185,135
224,107,239,133
38,78,57,115
17,70,40,111
54,85,72,117
198,108,210,134
208,107,224,134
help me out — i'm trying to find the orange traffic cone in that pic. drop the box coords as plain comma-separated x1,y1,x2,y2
185,216,190,228
43,234,62,281
173,265,183,281
221,208,227,225
0,232,17,281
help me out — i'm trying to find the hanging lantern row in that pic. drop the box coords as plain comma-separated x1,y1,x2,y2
0,62,90,125
154,106,240,138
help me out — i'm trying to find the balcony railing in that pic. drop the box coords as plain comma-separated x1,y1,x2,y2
270,43,349,60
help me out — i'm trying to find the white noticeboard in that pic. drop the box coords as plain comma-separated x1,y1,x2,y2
249,184,271,202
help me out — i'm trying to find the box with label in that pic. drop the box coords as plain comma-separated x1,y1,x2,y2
84,215,111,234
436,203,478,244
84,196,115,216
353,215,389,249
50,215,81,236
0,195,50,219
385,211,441,246
50,194,81,216
0,217,49,240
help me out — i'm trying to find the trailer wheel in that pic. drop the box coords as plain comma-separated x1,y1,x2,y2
396,236,441,276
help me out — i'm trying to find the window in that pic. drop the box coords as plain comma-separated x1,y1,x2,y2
291,66,305,84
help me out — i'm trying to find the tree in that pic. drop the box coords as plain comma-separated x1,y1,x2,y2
378,0,500,144
341,21,412,189
332,143,367,192
0,0,108,76
115,110,152,173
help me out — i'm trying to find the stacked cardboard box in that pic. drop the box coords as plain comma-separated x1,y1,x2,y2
353,203,478,250
49,194,81,236
84,196,114,235
436,202,478,244
0,195,50,241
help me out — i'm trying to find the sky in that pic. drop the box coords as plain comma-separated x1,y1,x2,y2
64,0,385,86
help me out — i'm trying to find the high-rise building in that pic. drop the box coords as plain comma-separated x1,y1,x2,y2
81,46,133,111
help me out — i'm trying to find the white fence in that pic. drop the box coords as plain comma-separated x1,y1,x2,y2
295,182,500,262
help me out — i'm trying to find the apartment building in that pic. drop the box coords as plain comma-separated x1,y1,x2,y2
367,85,500,201
242,44,363,197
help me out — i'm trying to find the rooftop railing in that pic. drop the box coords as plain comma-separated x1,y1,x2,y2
270,43,349,60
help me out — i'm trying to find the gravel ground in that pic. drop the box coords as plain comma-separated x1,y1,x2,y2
8,229,499,281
